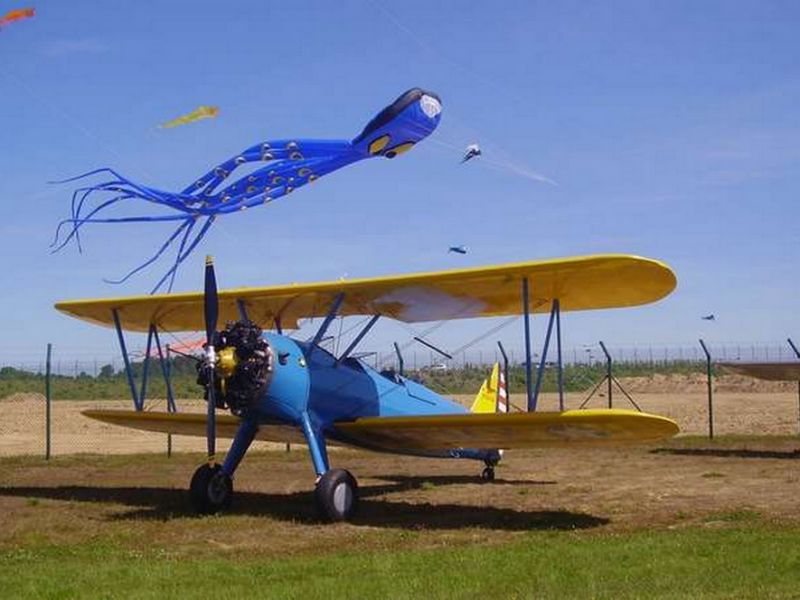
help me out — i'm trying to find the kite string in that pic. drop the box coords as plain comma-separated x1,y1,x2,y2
364,4,557,185
3,67,157,181
429,115,558,185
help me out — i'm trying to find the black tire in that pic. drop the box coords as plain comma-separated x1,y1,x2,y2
190,463,233,514
315,468,358,522
480,466,495,482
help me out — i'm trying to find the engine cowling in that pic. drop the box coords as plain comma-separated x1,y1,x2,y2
196,321,273,415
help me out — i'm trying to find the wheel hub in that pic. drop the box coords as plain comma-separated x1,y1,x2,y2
208,471,229,504
332,482,353,514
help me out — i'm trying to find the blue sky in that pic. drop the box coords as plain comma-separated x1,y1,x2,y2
1,1,798,364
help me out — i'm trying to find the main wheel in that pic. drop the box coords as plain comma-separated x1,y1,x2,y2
190,463,233,514
315,468,358,522
480,466,495,482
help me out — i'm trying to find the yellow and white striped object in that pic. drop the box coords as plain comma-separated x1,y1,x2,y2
471,363,506,414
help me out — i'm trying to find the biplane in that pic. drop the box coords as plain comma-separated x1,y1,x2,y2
55,254,680,521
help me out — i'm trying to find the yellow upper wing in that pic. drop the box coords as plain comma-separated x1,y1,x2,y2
56,254,676,332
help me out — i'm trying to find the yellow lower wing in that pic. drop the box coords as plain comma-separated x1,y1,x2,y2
82,410,306,444
335,409,678,451
83,408,678,452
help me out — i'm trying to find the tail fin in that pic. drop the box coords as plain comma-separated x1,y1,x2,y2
470,363,508,414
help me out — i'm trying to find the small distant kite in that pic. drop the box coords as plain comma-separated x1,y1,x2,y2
461,143,481,163
701,314,716,321
159,105,219,129
0,7,35,29
448,245,467,254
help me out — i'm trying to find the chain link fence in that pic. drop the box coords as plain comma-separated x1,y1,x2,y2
4,341,799,377
2,341,799,457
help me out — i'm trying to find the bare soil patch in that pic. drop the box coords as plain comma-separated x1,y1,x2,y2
0,396,286,456
0,437,797,559
2,372,799,456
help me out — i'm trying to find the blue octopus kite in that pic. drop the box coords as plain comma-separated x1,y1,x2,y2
53,88,442,292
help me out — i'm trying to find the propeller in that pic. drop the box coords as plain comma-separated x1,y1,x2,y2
203,255,219,466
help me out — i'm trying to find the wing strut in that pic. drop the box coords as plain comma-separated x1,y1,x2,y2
412,336,452,359
555,300,564,410
532,300,559,409
337,314,380,364
522,278,534,411
112,308,142,411
236,298,250,322
139,325,154,406
110,311,176,413
308,292,345,356
393,342,405,376
521,284,567,412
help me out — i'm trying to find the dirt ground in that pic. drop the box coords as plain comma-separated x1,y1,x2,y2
1,373,798,456
1,374,798,557
0,437,798,558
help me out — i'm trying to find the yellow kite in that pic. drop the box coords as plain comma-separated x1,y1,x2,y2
159,105,219,129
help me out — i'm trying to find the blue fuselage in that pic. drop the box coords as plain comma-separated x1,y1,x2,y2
254,333,471,455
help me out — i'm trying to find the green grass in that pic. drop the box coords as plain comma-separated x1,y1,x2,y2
2,525,799,599
702,510,762,524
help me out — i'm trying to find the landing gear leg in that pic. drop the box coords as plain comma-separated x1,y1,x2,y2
189,417,258,514
480,451,501,483
300,412,360,522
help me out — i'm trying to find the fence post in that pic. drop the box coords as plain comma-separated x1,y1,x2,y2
599,341,612,408
45,343,52,460
165,344,172,458
699,339,714,440
788,338,800,436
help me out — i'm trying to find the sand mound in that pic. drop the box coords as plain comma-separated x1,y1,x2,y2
617,373,796,394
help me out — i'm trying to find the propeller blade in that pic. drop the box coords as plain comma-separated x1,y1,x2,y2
206,368,216,465
203,255,218,465
204,255,218,346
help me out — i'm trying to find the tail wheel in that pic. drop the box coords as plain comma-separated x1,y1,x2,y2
315,468,358,522
190,463,233,514
480,466,495,482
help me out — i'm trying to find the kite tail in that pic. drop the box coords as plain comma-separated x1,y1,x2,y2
50,168,205,252
52,168,198,212
103,218,194,285
51,193,134,253
65,181,134,253
150,216,215,294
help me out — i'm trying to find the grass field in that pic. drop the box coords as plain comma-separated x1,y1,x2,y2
2,436,799,598
3,526,799,599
